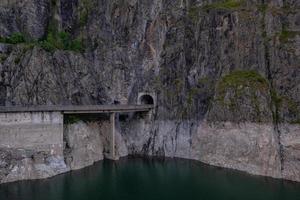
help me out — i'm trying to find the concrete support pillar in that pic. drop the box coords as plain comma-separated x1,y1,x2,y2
108,112,118,160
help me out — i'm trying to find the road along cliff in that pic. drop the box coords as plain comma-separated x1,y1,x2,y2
0,0,299,183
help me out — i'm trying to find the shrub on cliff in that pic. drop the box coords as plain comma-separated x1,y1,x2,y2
203,0,244,10
40,31,84,52
208,70,272,123
217,70,269,99
0,33,25,44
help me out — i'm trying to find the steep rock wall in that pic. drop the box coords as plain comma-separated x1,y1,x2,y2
0,0,299,182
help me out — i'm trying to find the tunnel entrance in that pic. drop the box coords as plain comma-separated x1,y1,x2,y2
137,92,156,107
139,95,154,105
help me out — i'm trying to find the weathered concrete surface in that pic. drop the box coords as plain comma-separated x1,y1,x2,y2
0,112,63,151
0,112,69,184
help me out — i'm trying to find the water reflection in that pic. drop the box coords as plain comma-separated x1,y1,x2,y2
1,158,300,200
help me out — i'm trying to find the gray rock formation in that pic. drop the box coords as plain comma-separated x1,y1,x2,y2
0,0,300,182
193,122,282,179
279,124,300,182
64,121,104,170
0,0,49,39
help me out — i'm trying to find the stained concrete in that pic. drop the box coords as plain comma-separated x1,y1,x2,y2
0,112,63,154
0,111,68,183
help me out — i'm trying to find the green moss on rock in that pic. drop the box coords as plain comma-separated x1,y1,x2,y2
217,70,269,98
40,31,84,52
188,0,244,22
0,33,26,44
279,30,300,43
209,70,271,123
203,0,244,11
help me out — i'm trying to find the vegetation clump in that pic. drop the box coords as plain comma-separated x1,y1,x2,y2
217,70,269,97
40,31,84,52
189,0,244,22
279,29,299,43
0,31,84,53
210,70,271,123
0,33,25,44
202,0,244,11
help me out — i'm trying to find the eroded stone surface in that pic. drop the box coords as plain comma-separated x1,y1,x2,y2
64,121,104,170
192,122,282,179
280,124,300,182
0,0,299,183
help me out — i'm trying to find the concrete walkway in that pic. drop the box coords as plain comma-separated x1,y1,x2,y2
0,104,154,114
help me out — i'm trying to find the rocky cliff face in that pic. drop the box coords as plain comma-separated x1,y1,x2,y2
0,0,299,182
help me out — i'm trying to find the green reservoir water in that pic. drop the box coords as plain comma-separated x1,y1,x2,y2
1,158,300,200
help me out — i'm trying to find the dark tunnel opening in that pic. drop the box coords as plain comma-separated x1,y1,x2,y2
139,95,154,105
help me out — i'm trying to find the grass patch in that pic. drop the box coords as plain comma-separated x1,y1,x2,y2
218,70,268,95
0,33,25,44
0,31,84,53
188,0,244,21
212,70,270,122
40,31,84,52
279,29,300,43
203,0,244,11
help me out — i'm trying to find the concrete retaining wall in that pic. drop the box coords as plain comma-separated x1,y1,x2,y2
0,111,68,184
0,112,64,155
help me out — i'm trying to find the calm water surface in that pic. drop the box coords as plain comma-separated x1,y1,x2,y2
1,158,300,200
